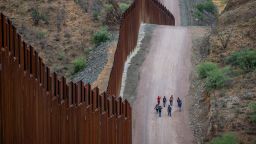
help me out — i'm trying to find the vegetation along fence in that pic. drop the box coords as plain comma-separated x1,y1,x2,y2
0,0,174,143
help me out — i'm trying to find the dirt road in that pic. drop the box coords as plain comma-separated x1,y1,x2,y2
132,25,194,144
160,0,181,26
132,0,195,143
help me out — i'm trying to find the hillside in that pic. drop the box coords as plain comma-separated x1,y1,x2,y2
0,0,130,80
0,0,102,78
191,0,256,143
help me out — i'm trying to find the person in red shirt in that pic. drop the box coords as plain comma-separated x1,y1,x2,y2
157,96,161,105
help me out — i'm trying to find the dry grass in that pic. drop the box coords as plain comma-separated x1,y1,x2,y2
0,0,101,79
212,0,228,13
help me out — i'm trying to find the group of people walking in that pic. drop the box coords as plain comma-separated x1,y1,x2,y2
154,95,182,117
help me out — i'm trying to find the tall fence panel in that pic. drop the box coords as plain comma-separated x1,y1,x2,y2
107,0,175,96
0,0,175,143
0,14,132,144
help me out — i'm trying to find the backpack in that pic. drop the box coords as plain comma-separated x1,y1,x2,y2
163,97,166,102
168,106,172,111
158,106,162,112
155,104,159,110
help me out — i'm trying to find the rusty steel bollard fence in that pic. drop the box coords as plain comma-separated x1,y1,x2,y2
0,0,174,143
0,13,132,144
106,0,175,96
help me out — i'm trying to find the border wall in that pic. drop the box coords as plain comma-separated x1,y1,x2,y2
0,0,174,143
107,0,175,96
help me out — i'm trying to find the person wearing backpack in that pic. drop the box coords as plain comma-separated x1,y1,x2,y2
177,97,182,112
158,105,162,117
167,105,172,117
154,103,159,114
169,95,173,106
163,96,167,107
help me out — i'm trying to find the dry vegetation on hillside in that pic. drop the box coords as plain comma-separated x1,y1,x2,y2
0,0,131,80
0,0,102,78
192,0,256,143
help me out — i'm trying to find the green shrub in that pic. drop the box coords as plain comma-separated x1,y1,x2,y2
36,31,47,40
197,62,230,91
72,57,86,74
75,0,88,12
92,27,110,45
249,102,256,124
196,0,217,14
31,8,48,25
57,51,65,61
40,13,49,24
197,62,218,79
31,9,41,25
93,11,100,21
209,133,238,144
226,49,256,72
205,67,230,92
105,4,114,12
194,10,204,20
119,2,129,13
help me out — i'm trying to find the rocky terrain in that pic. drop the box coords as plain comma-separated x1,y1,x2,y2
72,36,118,85
0,0,130,81
189,0,256,143
0,0,100,78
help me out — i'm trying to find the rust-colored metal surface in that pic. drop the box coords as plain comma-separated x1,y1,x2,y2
0,14,131,144
107,0,175,96
0,0,175,143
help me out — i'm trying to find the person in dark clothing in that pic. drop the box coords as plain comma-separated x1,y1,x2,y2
158,105,162,117
167,105,172,117
177,97,182,112
169,95,173,106
163,96,167,107
154,103,159,114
